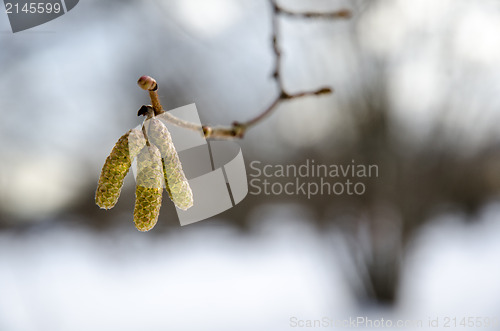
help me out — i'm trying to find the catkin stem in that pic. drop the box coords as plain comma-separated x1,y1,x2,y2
149,90,165,116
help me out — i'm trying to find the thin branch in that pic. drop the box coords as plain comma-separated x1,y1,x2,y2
270,0,284,91
242,96,282,128
278,7,351,20
137,1,350,139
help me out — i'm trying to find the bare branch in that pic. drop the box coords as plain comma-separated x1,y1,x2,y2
278,7,351,20
137,0,350,139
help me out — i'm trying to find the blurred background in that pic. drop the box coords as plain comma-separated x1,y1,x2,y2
1,0,500,330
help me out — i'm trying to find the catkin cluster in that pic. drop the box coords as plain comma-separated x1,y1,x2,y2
96,117,194,232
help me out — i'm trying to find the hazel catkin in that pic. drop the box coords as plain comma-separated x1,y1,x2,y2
95,129,146,209
133,144,163,232
147,118,193,211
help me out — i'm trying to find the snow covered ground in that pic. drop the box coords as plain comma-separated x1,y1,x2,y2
1,203,499,331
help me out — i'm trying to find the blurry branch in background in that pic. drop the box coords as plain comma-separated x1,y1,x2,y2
138,0,350,139
277,4,351,19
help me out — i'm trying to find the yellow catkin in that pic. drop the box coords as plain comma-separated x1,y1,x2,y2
95,129,145,209
133,144,163,232
147,118,193,211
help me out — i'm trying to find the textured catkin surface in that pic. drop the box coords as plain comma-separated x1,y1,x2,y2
133,145,163,232
148,118,194,211
161,158,173,200
95,129,146,209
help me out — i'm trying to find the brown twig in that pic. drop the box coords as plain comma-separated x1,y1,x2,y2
138,0,350,139
278,7,351,19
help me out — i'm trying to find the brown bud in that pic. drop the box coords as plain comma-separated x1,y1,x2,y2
137,75,157,91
